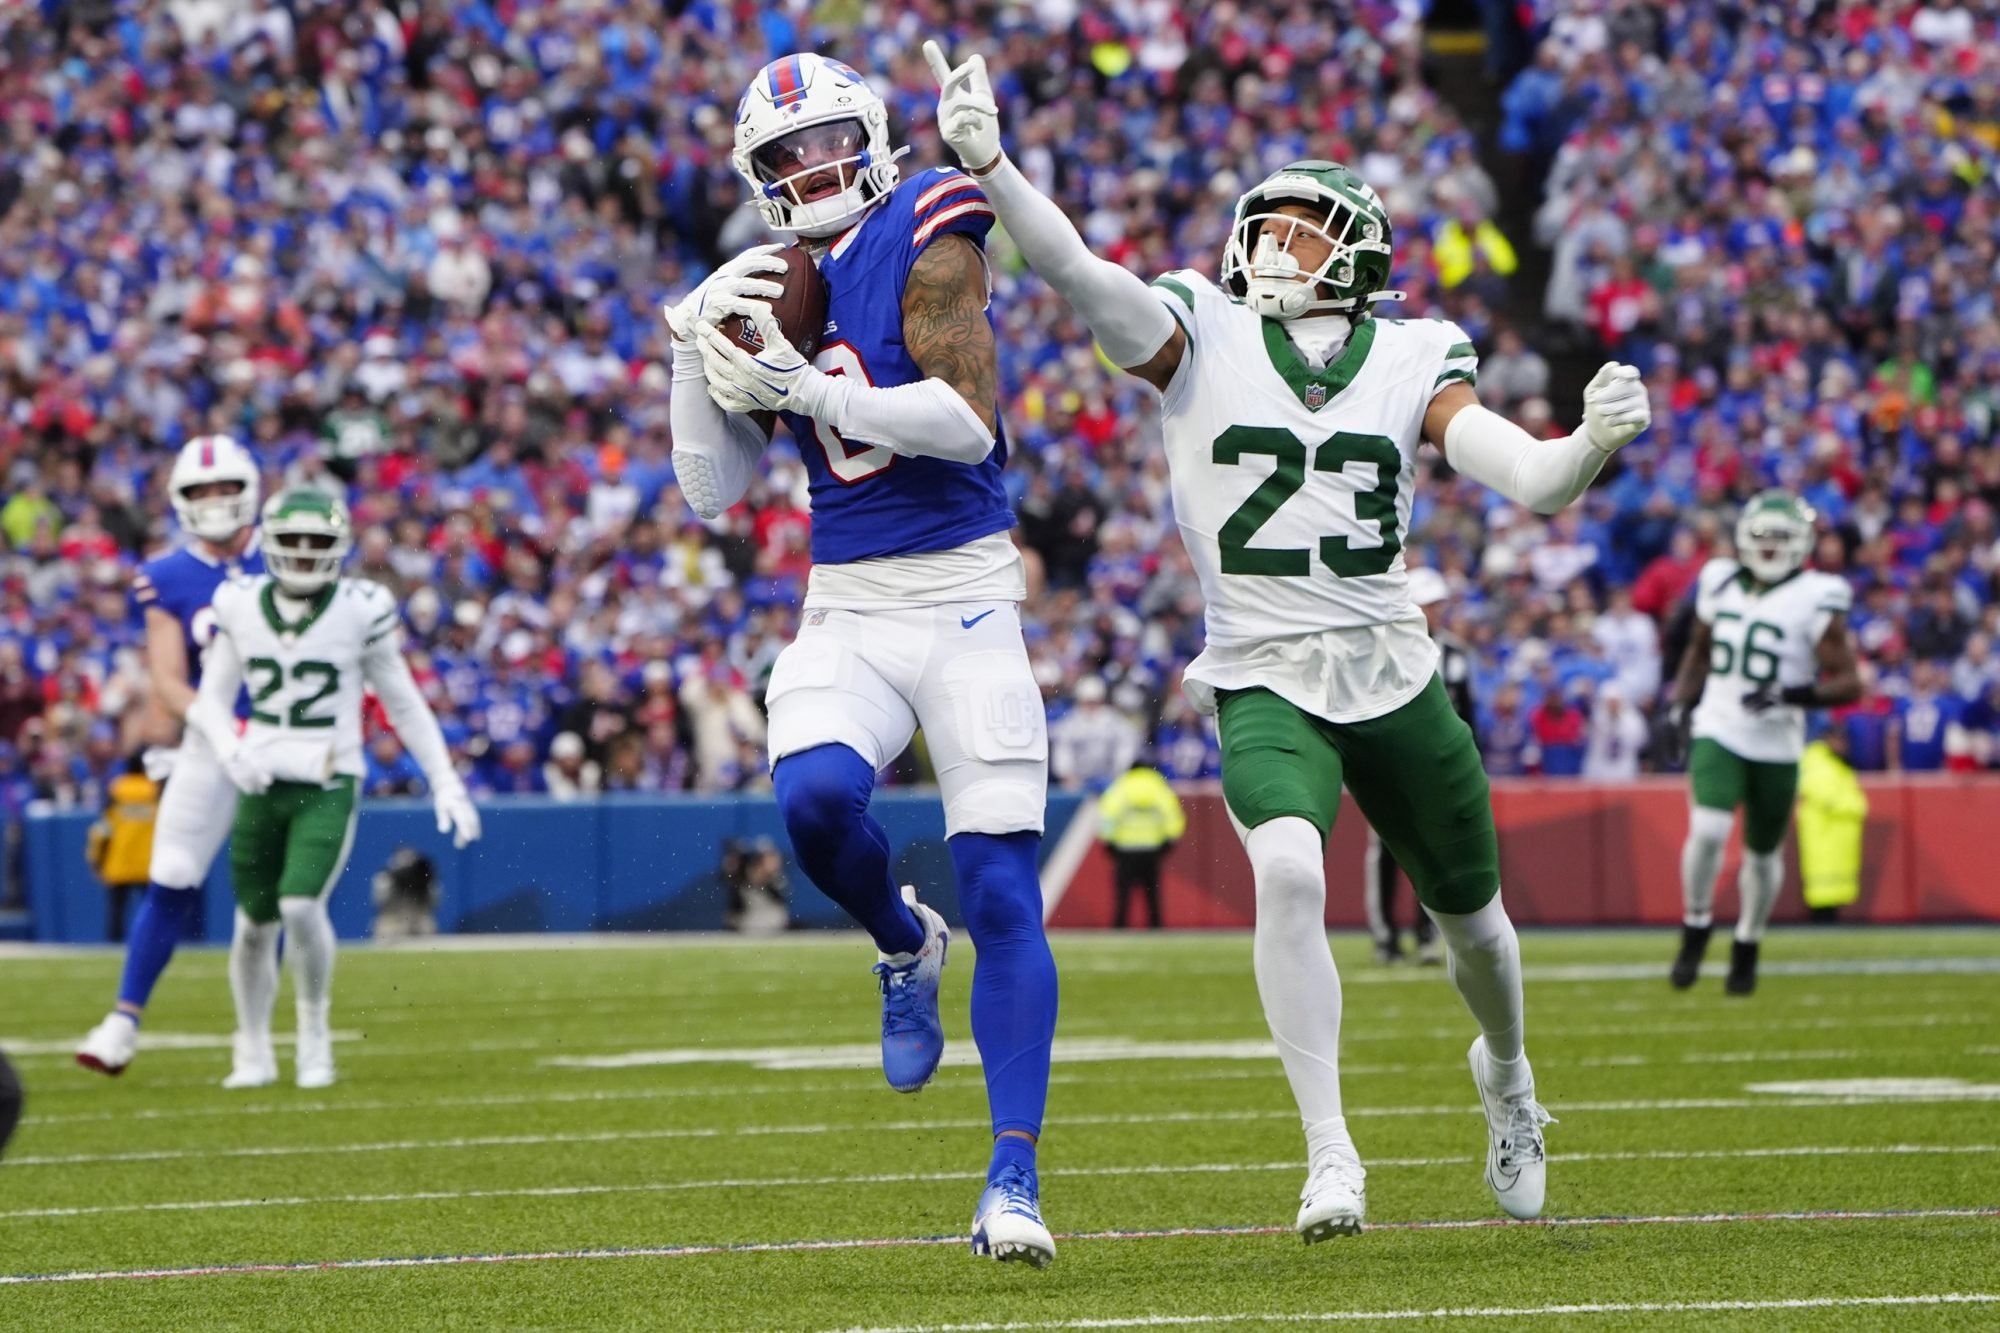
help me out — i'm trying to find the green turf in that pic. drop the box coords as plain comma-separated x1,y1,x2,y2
3,928,1998,1330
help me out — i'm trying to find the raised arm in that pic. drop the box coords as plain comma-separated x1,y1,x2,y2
1424,363,1650,515
924,40,1185,391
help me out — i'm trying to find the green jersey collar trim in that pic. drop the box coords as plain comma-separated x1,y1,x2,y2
1736,567,1804,596
1260,316,1375,412
259,580,336,638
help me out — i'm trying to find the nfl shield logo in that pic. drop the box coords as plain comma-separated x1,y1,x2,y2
806,609,828,626
1305,384,1328,410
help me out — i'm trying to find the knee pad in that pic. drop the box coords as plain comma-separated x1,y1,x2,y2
942,766,1045,838
950,832,1043,943
149,848,208,892
278,896,325,930
1687,806,1736,846
773,745,875,843
1251,843,1326,924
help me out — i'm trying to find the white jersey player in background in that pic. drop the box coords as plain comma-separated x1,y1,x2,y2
190,489,480,1088
1663,491,1862,995
926,41,1650,1239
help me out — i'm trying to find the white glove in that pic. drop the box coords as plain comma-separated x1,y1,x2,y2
433,780,482,849
222,747,272,796
1580,362,1651,453
141,746,179,783
695,309,829,417
923,40,1002,175
663,244,788,345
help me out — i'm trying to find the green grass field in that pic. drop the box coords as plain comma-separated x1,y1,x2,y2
3,928,1997,1330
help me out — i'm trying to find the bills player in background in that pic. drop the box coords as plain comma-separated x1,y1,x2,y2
77,436,265,1075
664,54,1059,1267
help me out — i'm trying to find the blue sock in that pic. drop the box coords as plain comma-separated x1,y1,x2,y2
117,884,203,1012
775,745,923,955
989,1133,1038,1184
952,831,1057,1143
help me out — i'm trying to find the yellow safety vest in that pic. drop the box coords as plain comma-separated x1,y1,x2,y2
1795,741,1866,909
87,774,159,887
1097,767,1187,852
1433,218,1519,290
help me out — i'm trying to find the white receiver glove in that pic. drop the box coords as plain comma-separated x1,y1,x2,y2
433,779,482,849
663,244,788,345
222,748,272,797
1579,362,1651,452
923,40,1002,175
141,746,179,783
695,308,827,417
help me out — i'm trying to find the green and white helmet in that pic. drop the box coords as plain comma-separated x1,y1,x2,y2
262,488,353,596
1221,160,1404,320
1735,490,1816,585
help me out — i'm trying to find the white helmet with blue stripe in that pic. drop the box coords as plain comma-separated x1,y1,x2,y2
732,53,907,239
168,434,260,542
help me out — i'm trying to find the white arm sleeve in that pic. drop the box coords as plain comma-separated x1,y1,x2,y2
185,629,243,760
973,156,1177,368
670,340,769,520
1442,404,1613,515
363,631,456,790
806,373,996,464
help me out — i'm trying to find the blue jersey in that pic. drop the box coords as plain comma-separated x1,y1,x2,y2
132,542,265,689
779,167,1014,564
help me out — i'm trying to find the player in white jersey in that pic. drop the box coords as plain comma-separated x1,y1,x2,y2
1662,492,1861,995
188,490,481,1088
927,41,1650,1238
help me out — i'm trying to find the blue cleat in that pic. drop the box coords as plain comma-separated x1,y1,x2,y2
874,886,948,1093
971,1163,1056,1268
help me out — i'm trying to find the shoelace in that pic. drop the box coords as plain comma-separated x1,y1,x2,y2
987,1163,1043,1220
1300,1145,1366,1204
1497,1099,1556,1169
873,960,930,1038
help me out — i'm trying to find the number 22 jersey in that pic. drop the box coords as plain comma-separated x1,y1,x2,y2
1149,269,1478,724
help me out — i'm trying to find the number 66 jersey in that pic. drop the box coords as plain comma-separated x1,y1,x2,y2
1149,269,1478,724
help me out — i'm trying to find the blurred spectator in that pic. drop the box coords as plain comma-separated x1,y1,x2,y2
543,732,603,802
1531,689,1588,777
1052,677,1141,792
1583,684,1649,780
85,760,157,944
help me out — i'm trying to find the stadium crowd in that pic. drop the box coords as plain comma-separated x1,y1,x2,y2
2,0,1999,870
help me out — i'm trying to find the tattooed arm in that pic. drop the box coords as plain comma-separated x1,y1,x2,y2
901,233,998,433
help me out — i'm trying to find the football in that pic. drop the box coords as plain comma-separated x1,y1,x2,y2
718,245,828,361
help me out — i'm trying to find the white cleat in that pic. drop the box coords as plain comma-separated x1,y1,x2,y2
1468,1036,1554,1220
221,1031,278,1090
1296,1140,1367,1243
295,1019,336,1090
971,1165,1056,1268
75,1013,139,1076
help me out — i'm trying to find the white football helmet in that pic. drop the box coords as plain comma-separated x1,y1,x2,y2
1734,490,1816,585
262,488,353,596
732,53,907,238
168,435,260,542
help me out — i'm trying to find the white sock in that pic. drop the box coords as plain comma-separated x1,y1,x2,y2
1679,807,1734,929
278,896,337,1017
1428,894,1528,1091
228,909,282,1042
1735,850,1784,943
1245,817,1345,1125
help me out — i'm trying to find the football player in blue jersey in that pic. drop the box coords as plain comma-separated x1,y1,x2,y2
77,435,265,1077
665,53,1059,1267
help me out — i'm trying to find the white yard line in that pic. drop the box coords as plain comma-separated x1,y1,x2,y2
17,1089,2000,1168
4,1211,1995,1287
3,1144,1991,1223
829,1293,2000,1332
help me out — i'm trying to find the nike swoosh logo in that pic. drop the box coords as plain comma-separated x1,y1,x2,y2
960,610,995,629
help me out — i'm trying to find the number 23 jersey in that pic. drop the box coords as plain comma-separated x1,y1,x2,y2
211,575,403,782
1150,269,1477,724
1691,558,1852,763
